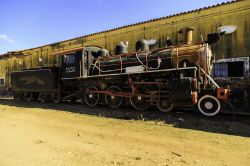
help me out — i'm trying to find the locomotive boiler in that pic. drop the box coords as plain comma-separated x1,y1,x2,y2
11,27,229,116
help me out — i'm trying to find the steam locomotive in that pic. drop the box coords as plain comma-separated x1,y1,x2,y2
11,27,229,116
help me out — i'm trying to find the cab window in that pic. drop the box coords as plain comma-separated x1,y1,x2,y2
63,53,75,65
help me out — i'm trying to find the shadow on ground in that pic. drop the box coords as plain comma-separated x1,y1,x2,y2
0,99,250,137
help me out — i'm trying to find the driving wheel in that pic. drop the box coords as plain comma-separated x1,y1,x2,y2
156,89,174,112
130,95,150,111
84,86,99,106
157,101,174,112
105,86,123,108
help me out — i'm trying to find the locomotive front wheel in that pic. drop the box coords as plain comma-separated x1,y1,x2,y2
105,86,123,108
130,95,150,111
156,101,174,113
84,86,99,106
198,95,221,116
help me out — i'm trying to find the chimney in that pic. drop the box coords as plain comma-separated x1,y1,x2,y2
178,27,194,45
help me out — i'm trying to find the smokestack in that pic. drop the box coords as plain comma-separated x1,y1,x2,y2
178,27,194,45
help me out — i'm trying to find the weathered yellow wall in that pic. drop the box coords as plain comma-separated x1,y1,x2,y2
0,60,7,86
1,0,250,86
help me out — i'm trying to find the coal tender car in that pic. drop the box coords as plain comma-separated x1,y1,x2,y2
11,67,60,102
11,27,229,116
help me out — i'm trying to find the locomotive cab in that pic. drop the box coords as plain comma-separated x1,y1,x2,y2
81,46,103,77
61,51,82,78
60,46,102,79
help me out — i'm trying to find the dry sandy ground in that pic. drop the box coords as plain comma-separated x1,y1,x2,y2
0,104,250,166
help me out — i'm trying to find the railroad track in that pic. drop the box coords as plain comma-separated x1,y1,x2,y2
0,97,249,120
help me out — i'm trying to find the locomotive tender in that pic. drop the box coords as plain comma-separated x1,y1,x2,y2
11,27,229,116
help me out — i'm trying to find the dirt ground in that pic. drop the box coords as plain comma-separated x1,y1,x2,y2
0,100,250,166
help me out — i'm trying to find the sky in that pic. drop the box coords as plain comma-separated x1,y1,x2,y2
0,0,233,54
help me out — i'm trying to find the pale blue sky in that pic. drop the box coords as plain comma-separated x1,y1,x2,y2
0,0,233,54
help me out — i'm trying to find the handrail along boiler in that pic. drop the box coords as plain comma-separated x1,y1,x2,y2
11,27,229,116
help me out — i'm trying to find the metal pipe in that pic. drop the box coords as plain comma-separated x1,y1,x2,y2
200,68,220,88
